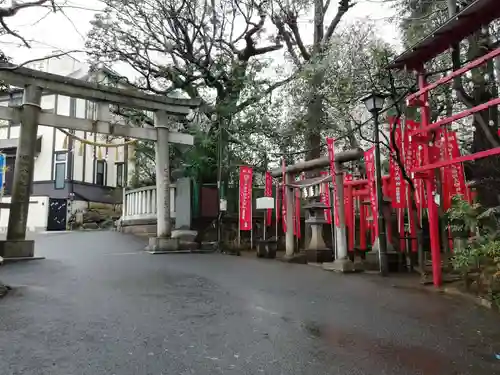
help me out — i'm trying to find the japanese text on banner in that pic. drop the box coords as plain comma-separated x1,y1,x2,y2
446,131,467,202
364,147,378,235
320,171,332,224
239,166,253,231
326,137,340,227
344,174,353,230
265,171,273,226
281,158,287,233
389,117,406,208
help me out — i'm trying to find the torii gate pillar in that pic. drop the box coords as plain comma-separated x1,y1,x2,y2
146,111,179,252
0,85,42,259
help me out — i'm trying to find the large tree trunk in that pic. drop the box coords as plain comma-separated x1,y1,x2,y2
304,0,326,166
467,31,500,207
447,0,500,207
305,71,324,163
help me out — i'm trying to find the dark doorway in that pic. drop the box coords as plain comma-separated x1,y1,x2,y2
47,198,67,231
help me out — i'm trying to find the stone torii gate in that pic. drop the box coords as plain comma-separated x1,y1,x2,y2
270,149,363,271
0,65,200,259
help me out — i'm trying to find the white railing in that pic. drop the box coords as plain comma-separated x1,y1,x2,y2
122,185,176,221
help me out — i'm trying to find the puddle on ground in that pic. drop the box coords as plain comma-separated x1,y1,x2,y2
298,322,469,374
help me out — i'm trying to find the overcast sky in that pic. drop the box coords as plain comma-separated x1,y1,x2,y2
1,0,401,76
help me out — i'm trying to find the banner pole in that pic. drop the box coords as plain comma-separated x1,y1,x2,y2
263,209,266,241
238,190,241,249
250,195,253,250
275,181,278,241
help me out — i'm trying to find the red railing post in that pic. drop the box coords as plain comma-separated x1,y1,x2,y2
418,71,442,287
359,199,367,251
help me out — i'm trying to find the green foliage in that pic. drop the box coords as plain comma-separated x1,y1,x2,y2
130,128,220,186
451,238,500,307
446,195,500,307
393,0,449,47
445,194,481,234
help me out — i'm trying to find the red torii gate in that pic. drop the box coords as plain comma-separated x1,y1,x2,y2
388,0,500,287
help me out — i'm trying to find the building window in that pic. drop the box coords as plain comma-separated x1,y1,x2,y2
54,151,67,189
95,160,106,186
116,162,124,187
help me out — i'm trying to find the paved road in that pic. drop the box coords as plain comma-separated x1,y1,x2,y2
0,231,499,375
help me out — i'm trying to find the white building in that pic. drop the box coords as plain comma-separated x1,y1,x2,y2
0,55,136,231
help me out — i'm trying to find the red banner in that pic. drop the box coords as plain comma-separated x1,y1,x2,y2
403,120,423,210
398,208,406,253
276,179,280,224
327,137,341,227
239,166,253,231
265,171,273,226
281,158,287,233
415,146,426,209
364,147,378,236
403,119,418,251
344,174,354,251
432,129,448,209
389,117,406,208
359,201,367,250
320,171,332,224
445,131,468,203
293,174,303,238
344,174,353,227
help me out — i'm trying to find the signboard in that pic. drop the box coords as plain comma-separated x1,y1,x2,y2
239,166,253,231
219,199,227,212
256,197,274,210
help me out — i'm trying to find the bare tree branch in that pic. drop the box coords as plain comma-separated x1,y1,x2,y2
0,0,57,47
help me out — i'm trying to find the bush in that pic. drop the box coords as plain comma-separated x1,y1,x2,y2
452,238,500,307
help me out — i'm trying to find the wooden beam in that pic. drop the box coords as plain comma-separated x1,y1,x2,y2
0,65,201,113
269,149,364,178
0,106,194,145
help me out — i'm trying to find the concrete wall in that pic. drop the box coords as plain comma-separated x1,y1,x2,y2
0,196,49,232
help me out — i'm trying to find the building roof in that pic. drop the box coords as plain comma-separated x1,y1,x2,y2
389,0,500,70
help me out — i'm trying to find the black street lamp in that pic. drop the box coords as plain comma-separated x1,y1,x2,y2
361,92,389,276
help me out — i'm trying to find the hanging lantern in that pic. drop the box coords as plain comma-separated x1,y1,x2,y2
62,135,68,150
78,141,84,156
97,146,103,160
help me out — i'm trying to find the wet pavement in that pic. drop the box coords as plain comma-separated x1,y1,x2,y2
0,231,499,375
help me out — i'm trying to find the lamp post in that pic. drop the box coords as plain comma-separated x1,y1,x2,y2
361,92,389,276
214,113,224,250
